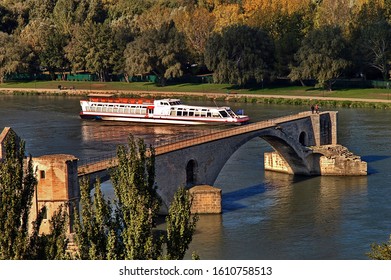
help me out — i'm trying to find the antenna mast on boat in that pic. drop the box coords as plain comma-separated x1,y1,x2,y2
213,98,219,108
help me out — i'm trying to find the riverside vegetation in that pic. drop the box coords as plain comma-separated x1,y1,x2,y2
1,1,391,89
2,81,391,110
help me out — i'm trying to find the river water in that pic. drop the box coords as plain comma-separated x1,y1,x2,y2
1,94,391,260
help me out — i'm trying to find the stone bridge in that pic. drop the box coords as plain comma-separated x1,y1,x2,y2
77,111,367,211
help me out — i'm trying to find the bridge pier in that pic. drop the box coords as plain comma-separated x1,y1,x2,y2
264,145,367,176
263,112,366,176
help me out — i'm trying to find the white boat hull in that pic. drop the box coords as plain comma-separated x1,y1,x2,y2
80,112,246,125
79,96,250,125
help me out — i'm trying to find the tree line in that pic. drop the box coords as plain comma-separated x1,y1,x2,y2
1,0,391,89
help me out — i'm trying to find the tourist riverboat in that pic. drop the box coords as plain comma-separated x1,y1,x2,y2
79,94,250,125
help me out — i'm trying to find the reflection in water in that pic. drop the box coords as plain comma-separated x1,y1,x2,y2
261,172,368,259
79,120,225,160
186,215,224,259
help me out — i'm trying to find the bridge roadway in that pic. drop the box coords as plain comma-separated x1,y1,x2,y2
77,111,315,177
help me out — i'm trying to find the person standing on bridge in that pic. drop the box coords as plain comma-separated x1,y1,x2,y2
315,104,319,114
311,104,315,114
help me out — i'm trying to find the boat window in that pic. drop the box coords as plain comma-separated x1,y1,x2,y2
226,109,235,117
207,112,211,117
189,112,194,116
219,110,228,117
177,111,182,116
183,111,188,116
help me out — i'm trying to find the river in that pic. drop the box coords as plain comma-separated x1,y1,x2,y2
1,94,390,260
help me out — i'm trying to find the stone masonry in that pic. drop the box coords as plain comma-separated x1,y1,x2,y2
189,185,222,214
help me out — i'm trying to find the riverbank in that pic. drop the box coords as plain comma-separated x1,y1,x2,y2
2,81,391,109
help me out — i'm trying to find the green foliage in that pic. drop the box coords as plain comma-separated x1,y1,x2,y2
65,21,124,81
165,187,198,260
73,177,113,259
124,21,188,86
0,4,18,33
0,32,30,83
1,0,390,85
367,235,391,260
39,28,69,79
28,205,70,260
289,25,350,90
350,1,391,80
0,131,35,259
205,25,274,86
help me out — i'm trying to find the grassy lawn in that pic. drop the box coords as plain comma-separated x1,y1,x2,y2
1,80,391,100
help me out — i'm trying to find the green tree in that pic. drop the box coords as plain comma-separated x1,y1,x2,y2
20,19,69,80
272,12,308,77
289,25,350,90
28,205,70,260
52,0,77,36
367,235,391,260
350,0,391,80
0,130,69,260
124,21,188,85
0,32,32,83
110,135,162,260
39,30,69,80
65,21,123,81
204,24,274,86
165,187,198,260
0,130,36,259
73,178,113,260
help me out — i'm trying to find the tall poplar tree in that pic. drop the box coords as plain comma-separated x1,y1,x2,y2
166,187,198,260
0,130,69,260
0,130,36,259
